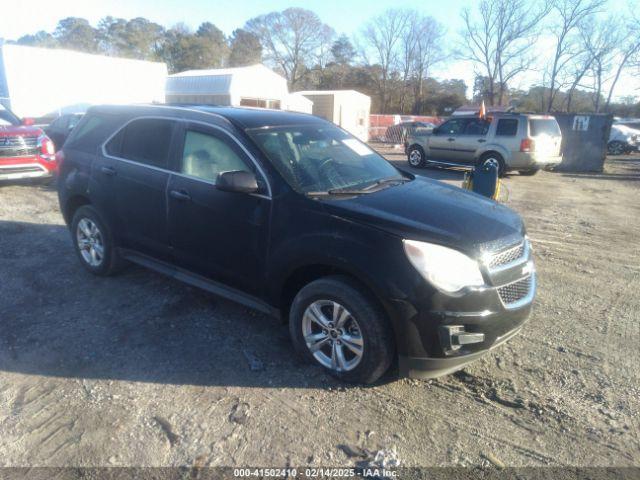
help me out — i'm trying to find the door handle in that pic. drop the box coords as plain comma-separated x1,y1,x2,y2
101,166,116,176
478,139,486,143
169,189,191,201
447,137,455,142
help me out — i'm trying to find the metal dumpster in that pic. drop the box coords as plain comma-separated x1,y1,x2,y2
553,113,613,172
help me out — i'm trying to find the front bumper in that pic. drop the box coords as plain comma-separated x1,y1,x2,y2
399,321,526,379
390,239,535,379
0,156,57,181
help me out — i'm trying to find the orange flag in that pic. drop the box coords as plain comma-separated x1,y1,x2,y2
479,100,486,119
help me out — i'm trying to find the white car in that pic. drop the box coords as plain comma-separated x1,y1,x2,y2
608,124,640,155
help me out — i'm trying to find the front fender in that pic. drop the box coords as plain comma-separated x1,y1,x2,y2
266,212,427,356
267,219,408,306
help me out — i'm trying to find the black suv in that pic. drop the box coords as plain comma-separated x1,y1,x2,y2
57,105,535,384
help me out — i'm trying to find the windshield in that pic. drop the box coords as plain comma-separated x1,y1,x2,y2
529,118,561,137
247,124,402,194
0,104,20,127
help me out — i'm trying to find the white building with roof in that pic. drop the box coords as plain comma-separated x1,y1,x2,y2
166,64,302,111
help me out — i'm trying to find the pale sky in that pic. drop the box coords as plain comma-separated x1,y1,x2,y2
2,0,639,100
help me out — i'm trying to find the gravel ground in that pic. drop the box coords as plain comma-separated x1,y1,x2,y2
0,150,638,469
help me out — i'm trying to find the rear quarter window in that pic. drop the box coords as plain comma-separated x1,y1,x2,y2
496,119,518,136
529,119,561,137
66,113,123,154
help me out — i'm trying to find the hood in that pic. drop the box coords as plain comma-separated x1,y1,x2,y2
321,176,524,255
610,125,639,143
0,124,43,138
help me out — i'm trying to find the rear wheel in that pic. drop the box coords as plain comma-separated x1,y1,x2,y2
479,152,506,177
408,145,427,168
289,276,394,384
71,205,125,276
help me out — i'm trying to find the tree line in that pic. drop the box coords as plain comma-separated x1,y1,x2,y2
2,1,639,116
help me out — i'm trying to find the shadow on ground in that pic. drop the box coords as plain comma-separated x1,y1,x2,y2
0,220,395,389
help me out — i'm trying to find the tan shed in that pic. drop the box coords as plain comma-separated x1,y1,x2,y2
296,90,371,142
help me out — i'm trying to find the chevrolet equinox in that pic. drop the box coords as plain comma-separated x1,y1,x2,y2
57,105,536,384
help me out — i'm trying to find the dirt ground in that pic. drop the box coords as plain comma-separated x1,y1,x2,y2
0,149,638,470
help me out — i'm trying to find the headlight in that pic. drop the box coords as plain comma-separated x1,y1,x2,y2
403,239,485,293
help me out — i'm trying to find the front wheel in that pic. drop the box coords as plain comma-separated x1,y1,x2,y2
407,145,427,168
607,141,626,156
289,276,395,384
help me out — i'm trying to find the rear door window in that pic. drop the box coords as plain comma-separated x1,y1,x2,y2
117,118,175,169
529,119,561,137
496,119,519,136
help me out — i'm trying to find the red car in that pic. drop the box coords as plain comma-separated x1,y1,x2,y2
0,105,57,182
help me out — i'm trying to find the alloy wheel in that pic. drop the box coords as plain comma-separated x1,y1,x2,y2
409,149,422,166
302,299,364,372
608,141,624,155
76,218,104,267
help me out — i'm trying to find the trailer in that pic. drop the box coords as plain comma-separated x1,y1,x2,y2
0,44,167,121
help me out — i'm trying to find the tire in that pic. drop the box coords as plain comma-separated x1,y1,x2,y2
407,145,427,168
519,168,539,176
479,152,506,177
71,205,125,276
607,141,626,156
289,275,395,384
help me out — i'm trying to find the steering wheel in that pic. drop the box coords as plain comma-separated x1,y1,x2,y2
317,157,335,173
313,157,343,190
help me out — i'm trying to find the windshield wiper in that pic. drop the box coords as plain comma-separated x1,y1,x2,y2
306,188,371,197
306,176,409,197
363,175,408,189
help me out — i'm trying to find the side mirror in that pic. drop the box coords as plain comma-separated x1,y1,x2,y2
216,170,259,194
22,118,35,126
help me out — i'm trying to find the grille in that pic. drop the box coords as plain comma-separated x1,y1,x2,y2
488,242,525,269
498,275,532,305
0,136,39,158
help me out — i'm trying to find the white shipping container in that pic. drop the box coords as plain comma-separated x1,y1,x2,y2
0,44,168,119
297,90,371,142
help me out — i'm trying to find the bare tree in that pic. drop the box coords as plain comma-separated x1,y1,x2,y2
398,13,420,113
545,0,605,112
581,17,621,112
411,17,447,114
460,0,551,106
361,9,411,113
245,8,334,89
565,49,595,111
604,14,640,109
